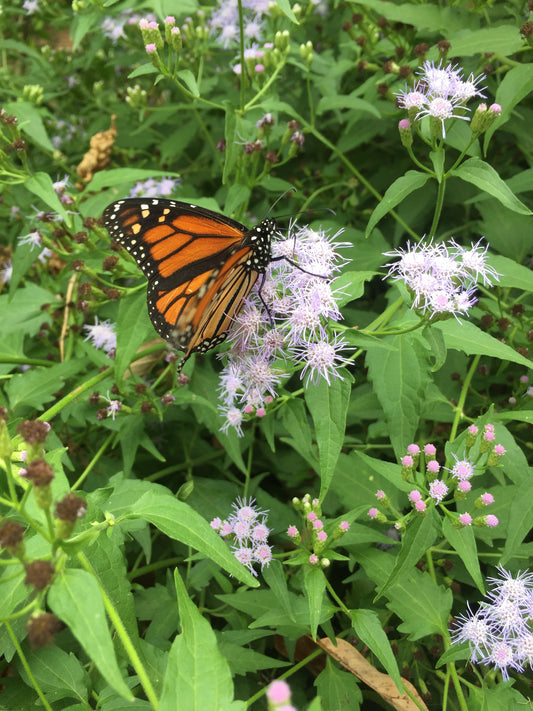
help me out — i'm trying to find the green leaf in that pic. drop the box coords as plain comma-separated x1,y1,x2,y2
71,9,100,49
450,25,523,57
122,485,259,586
442,518,484,594
376,510,440,600
333,271,377,306
280,399,319,470
25,173,70,222
263,561,295,622
315,658,362,710
366,333,431,458
47,569,132,700
4,101,54,153
20,647,88,704
305,376,352,498
429,150,445,182
89,168,181,193
352,0,474,33
501,478,533,566
365,171,430,238
303,567,327,640
128,62,159,79
115,290,154,379
6,360,85,412
451,158,532,215
177,69,200,97
486,64,533,147
316,94,380,118
224,183,250,217
159,569,245,711
275,0,299,23
222,102,238,185
350,609,403,691
489,255,533,291
434,320,532,370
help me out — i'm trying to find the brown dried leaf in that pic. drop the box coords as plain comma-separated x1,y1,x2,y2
76,115,117,185
316,637,429,711
125,339,167,378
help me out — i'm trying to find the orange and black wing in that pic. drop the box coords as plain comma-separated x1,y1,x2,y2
103,198,275,357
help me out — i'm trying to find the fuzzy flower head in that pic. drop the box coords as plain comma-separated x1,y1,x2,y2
83,318,117,355
218,222,350,434
383,237,499,320
396,61,486,138
210,497,272,576
451,566,533,680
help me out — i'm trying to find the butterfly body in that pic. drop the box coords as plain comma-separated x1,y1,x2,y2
103,198,276,360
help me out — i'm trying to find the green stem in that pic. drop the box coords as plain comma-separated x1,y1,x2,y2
449,354,481,444
71,432,114,491
243,61,287,112
428,175,447,237
237,0,246,112
5,621,54,711
77,552,159,709
296,117,419,240
38,367,112,422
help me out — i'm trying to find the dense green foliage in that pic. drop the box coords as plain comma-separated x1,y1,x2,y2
0,0,532,709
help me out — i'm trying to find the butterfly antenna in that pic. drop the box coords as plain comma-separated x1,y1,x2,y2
266,187,297,217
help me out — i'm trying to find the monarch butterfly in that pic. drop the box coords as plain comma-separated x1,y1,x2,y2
103,197,276,364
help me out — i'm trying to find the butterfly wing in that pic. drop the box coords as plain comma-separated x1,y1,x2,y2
103,198,273,357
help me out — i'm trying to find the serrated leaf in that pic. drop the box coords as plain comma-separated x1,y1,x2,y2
316,94,379,117
442,518,484,594
434,320,532,370
366,333,431,458
90,168,181,193
486,64,533,147
4,101,54,153
333,271,377,306
6,360,85,411
263,561,295,622
159,569,245,711
47,569,132,700
489,255,533,291
115,290,154,379
450,25,523,56
275,0,298,23
20,647,88,704
128,63,159,79
501,478,533,565
350,609,402,691
304,567,327,640
178,69,200,96
365,171,430,238
451,158,531,215
385,566,452,640
376,510,440,600
315,658,362,710
25,173,70,222
280,399,318,470
123,485,258,586
305,376,351,498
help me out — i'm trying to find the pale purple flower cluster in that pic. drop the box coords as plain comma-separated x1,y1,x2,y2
101,10,155,43
210,497,272,576
383,238,499,319
219,223,350,434
208,0,273,48
397,61,486,137
129,176,181,198
451,566,533,681
369,433,501,529
83,318,117,355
